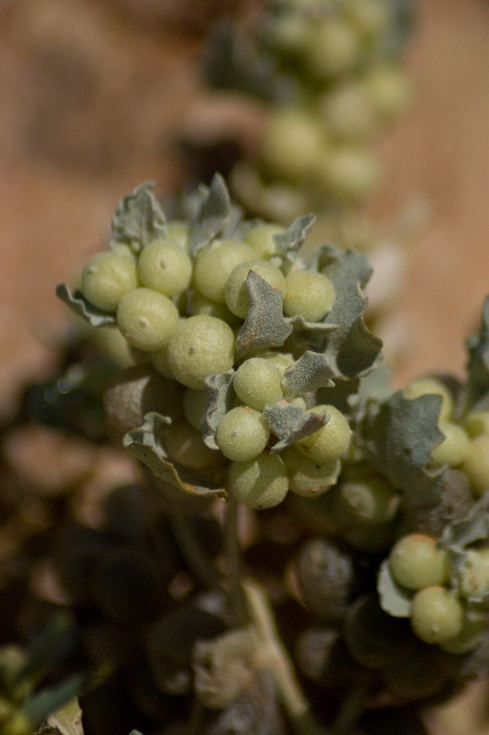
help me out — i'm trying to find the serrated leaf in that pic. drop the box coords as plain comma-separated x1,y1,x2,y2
377,559,412,618
235,271,292,359
357,391,447,506
263,402,328,453
273,213,316,276
47,697,83,735
281,351,336,395
56,284,116,327
464,296,489,414
123,413,226,499
188,174,232,257
111,181,167,251
203,370,236,450
314,245,383,379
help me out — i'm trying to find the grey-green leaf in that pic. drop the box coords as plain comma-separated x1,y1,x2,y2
357,391,447,506
377,559,412,618
273,213,316,276
263,402,328,453
314,245,383,379
55,284,116,327
235,271,292,359
463,296,489,414
111,181,167,251
188,173,232,257
123,412,226,499
281,351,336,395
203,370,236,450
285,314,338,351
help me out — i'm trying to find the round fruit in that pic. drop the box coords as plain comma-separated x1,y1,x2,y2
297,405,352,462
281,446,340,498
81,250,139,311
389,534,448,591
194,240,255,305
233,357,283,411
261,109,326,182
461,435,489,496
116,288,179,352
161,419,225,471
243,223,285,260
283,269,336,322
137,238,192,297
225,259,285,319
216,406,270,462
410,587,463,644
228,451,288,509
430,422,470,468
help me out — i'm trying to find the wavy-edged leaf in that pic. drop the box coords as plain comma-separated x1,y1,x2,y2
285,314,338,351
314,245,383,379
235,271,292,359
123,412,226,499
188,174,232,257
281,351,335,396
377,559,412,618
357,391,447,506
273,213,316,276
464,296,489,414
263,402,328,453
111,181,166,252
56,284,116,327
203,370,236,450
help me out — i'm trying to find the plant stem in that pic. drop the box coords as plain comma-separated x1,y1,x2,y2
224,496,248,627
169,511,218,589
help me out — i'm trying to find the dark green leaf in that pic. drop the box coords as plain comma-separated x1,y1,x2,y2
235,271,292,359
377,559,412,618
357,391,447,506
188,174,232,257
263,402,328,453
273,213,316,276
55,284,116,327
281,351,335,395
203,370,236,450
123,413,226,499
111,181,167,251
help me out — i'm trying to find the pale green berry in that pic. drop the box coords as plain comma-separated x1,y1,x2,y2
297,405,352,462
281,445,340,498
261,109,326,181
403,377,454,422
233,357,283,411
225,259,285,319
137,238,192,297
305,17,360,78
191,290,242,328
253,351,295,376
150,344,175,380
410,587,463,644
461,435,489,496
389,534,448,590
463,410,489,438
194,240,255,305
182,388,208,433
344,0,390,38
167,315,235,390
216,406,270,462
228,451,288,509
166,221,189,249
430,422,470,467
320,81,377,140
315,146,380,202
243,223,285,260
283,270,335,322
81,250,139,311
117,288,179,351
161,419,225,471
335,475,401,525
362,65,411,121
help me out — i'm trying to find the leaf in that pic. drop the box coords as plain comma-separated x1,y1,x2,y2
47,697,83,735
357,391,447,506
203,370,236,450
314,245,383,379
22,675,86,732
281,351,336,396
377,559,412,618
123,413,226,499
188,174,232,257
55,284,116,327
464,296,489,414
235,271,292,359
273,214,316,276
285,314,338,352
111,181,167,251
263,402,328,453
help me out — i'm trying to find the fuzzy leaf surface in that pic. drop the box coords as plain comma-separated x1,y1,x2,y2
111,181,166,251
314,245,383,379
203,370,236,450
123,412,226,498
281,351,335,395
235,271,292,359
188,173,232,257
273,213,316,275
56,284,116,327
377,559,412,618
357,391,447,506
263,402,328,453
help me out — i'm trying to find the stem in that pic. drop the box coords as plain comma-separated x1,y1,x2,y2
169,512,218,589
224,496,248,627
